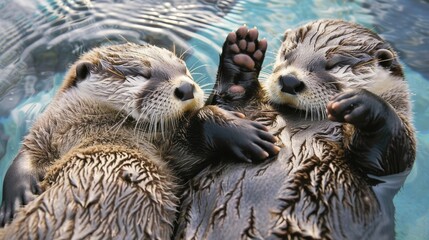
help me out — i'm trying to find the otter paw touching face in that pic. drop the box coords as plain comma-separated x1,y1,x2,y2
326,89,398,131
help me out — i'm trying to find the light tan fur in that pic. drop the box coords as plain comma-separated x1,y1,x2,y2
0,43,203,239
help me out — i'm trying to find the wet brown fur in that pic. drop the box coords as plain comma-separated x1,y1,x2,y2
176,19,416,240
0,43,199,239
1,42,278,239
1,145,177,239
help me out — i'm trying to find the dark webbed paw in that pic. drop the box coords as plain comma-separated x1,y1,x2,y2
224,25,267,72
210,111,280,163
0,153,42,226
326,89,395,131
326,89,409,175
213,25,267,104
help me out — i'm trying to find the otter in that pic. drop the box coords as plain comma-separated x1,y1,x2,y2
175,20,416,239
0,43,279,238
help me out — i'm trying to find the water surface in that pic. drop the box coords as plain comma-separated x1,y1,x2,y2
0,0,428,239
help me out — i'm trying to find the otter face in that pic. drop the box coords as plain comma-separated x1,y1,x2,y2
265,19,404,119
72,43,205,131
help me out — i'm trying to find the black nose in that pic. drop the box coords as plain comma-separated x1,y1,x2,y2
175,82,195,101
279,74,305,95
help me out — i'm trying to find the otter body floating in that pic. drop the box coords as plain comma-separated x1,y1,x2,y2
176,20,416,240
0,43,279,239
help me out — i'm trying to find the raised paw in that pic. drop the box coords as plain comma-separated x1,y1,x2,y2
212,25,268,105
223,25,267,72
326,89,394,130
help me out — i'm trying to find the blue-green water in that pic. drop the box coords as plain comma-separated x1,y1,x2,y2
0,0,428,239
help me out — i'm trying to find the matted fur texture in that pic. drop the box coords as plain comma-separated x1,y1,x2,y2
176,19,416,240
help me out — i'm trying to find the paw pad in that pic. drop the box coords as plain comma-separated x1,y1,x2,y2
225,26,267,71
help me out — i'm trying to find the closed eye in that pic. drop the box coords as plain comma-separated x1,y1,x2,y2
125,75,149,84
325,55,349,70
113,65,152,79
325,53,372,71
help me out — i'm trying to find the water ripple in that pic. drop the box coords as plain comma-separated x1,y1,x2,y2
0,0,236,115
0,2,428,239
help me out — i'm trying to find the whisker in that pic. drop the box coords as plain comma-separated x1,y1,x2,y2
261,62,275,70
199,82,214,89
265,49,279,55
109,101,136,135
179,46,195,60
188,59,205,73
191,72,205,77
194,76,209,85
189,64,210,73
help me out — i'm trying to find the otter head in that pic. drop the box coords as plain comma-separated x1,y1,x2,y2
62,43,205,133
265,19,406,119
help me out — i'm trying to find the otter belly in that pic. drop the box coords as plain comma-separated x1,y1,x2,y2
176,122,388,240
1,145,178,240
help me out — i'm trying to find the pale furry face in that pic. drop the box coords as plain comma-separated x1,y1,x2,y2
74,43,205,133
265,19,404,119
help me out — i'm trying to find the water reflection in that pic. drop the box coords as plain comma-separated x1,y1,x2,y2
0,0,236,117
358,0,429,80
0,0,237,165
0,0,428,239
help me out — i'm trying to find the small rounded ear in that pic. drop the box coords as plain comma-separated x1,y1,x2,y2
283,29,292,40
75,62,93,82
375,49,394,68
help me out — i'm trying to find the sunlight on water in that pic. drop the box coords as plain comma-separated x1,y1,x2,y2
0,0,428,238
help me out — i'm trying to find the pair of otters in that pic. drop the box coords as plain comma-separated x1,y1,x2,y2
0,19,416,239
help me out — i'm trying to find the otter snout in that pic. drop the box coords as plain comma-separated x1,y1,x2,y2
279,74,305,95
175,82,195,101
